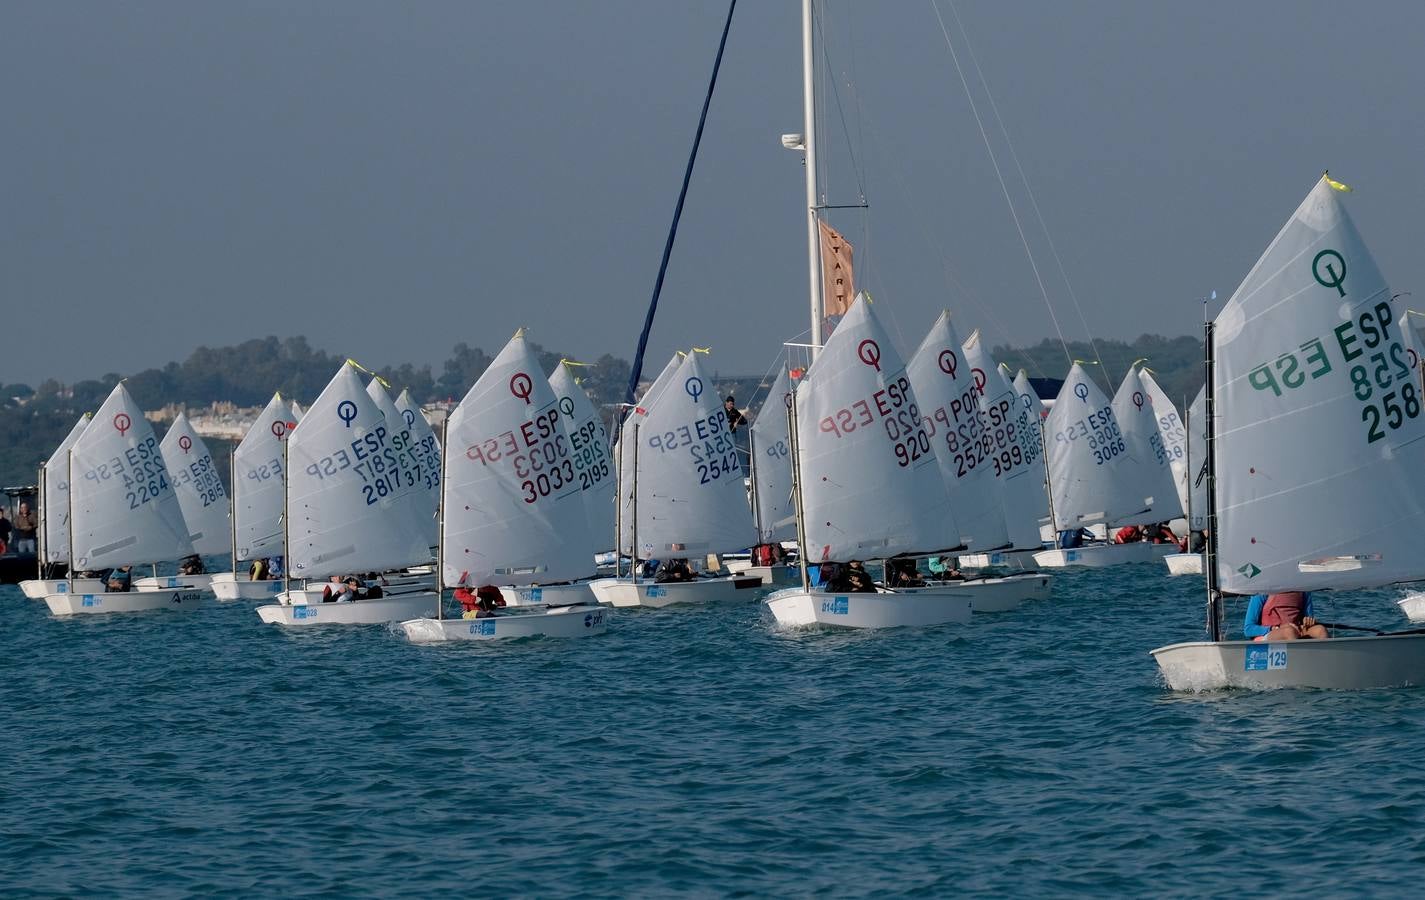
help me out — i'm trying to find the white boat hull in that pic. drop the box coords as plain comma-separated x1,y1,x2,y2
20,578,105,600
256,592,437,625
917,572,1054,613
1397,593,1425,624
497,582,596,608
400,605,609,642
956,549,1041,571
210,572,287,600
589,575,764,608
1164,553,1204,576
1033,542,1175,568
765,586,972,629
134,574,215,593
1151,634,1425,691
45,589,205,616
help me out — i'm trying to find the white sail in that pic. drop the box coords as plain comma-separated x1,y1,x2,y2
442,334,597,587
1044,364,1154,530
963,333,1043,550
69,384,194,570
624,351,753,558
549,361,615,545
908,313,1008,549
1138,369,1191,522
1214,176,1425,593
749,366,796,543
1111,366,1183,522
397,388,440,451
1010,368,1052,537
287,364,435,579
616,353,683,554
371,379,439,544
233,393,297,560
798,295,956,561
41,414,91,565
159,412,230,556
1185,386,1207,531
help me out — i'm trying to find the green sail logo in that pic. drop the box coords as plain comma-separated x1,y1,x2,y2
1238,562,1262,579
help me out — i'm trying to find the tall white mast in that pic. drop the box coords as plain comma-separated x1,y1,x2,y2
800,0,822,359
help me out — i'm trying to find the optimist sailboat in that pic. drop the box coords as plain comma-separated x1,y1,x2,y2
130,412,229,593
1033,363,1181,568
212,393,298,600
20,415,104,599
954,336,1052,572
256,363,438,625
590,350,762,608
1163,385,1208,576
904,314,1052,611
744,366,800,586
495,359,616,607
764,295,974,629
1152,174,1425,690
401,333,608,642
44,384,203,615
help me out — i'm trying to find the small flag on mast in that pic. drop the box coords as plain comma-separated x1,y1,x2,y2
1323,171,1353,193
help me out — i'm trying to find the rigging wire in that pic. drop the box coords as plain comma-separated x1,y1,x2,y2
928,0,1071,370
946,0,1109,382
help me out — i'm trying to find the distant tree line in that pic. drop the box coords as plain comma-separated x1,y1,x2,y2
0,332,1203,490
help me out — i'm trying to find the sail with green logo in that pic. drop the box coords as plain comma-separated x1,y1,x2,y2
1214,175,1425,593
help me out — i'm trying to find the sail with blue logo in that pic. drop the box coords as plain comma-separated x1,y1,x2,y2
369,378,438,546
1044,363,1154,530
549,361,616,548
286,364,434,578
624,351,753,558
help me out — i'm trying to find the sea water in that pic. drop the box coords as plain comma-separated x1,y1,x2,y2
4,564,1425,896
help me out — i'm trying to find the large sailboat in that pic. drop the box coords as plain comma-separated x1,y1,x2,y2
1152,174,1425,690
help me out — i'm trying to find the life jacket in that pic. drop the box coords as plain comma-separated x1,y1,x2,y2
1260,592,1307,628
1115,526,1140,544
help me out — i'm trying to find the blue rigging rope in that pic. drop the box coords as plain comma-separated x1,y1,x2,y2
622,0,739,412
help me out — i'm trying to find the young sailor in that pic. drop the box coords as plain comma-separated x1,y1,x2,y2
1243,591,1328,641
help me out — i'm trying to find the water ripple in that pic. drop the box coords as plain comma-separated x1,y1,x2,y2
5,568,1425,895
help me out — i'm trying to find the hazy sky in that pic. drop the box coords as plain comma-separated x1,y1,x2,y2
4,0,1423,388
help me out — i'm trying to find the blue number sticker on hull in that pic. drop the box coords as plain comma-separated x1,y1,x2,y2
469,620,497,636
820,597,849,615
293,607,316,620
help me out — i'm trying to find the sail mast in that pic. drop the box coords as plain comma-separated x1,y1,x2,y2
789,389,811,591
229,450,238,579
36,464,45,579
436,417,447,621
801,0,823,358
1203,320,1222,642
